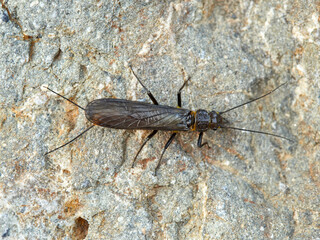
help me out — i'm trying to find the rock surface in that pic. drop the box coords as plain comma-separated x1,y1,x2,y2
0,0,319,239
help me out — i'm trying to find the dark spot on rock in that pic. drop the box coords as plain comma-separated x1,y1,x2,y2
1,11,9,23
2,228,10,238
72,217,89,240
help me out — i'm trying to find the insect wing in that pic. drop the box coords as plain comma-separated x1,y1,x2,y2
85,99,191,131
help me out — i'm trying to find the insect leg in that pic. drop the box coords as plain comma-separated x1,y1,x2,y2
129,66,159,105
132,130,158,168
177,77,190,108
155,133,177,175
197,132,209,148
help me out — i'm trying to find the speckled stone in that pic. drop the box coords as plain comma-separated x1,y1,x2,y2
0,1,319,239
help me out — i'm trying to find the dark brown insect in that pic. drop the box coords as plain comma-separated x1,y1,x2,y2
45,66,293,174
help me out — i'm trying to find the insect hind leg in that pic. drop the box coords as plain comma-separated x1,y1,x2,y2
129,65,159,105
132,130,158,168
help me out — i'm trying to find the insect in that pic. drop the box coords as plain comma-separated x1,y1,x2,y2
44,66,293,175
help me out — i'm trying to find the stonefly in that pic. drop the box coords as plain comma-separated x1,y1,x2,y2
44,66,293,174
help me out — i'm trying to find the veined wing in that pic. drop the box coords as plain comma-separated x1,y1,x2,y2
85,99,191,131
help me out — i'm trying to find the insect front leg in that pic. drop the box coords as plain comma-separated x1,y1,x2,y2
197,132,209,148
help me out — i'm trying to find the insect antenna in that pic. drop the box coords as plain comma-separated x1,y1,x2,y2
220,82,288,115
44,87,94,155
218,82,294,142
219,126,294,142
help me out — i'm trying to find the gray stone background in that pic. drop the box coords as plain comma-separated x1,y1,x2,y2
0,0,319,239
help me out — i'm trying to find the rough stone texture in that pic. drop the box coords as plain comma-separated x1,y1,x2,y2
0,0,319,239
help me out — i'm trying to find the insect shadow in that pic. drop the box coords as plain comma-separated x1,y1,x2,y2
44,66,294,175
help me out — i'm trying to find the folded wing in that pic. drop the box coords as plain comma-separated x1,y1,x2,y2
85,99,191,131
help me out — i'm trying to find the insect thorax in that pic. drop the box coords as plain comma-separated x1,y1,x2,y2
195,109,210,132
